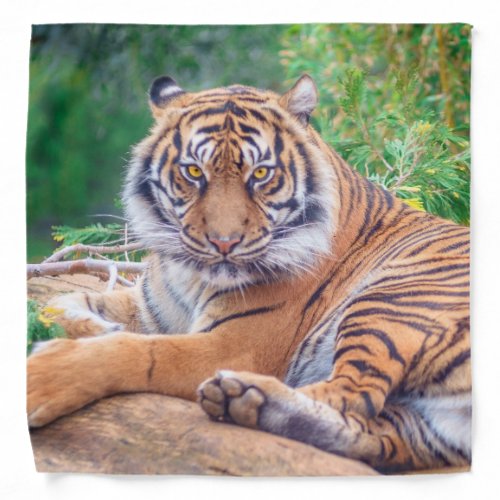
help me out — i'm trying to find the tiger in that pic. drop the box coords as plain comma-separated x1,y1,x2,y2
27,74,471,474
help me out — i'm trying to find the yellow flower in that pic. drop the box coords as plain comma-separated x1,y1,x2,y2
37,313,53,328
415,121,433,135
38,306,64,328
42,306,65,316
403,198,425,211
425,169,436,175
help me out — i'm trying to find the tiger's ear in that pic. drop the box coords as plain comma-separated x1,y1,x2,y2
148,75,185,118
279,75,318,126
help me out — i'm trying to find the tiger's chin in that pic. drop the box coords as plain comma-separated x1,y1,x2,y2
194,258,309,289
202,263,258,289
174,256,273,289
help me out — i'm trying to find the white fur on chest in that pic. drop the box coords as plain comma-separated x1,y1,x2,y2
143,260,208,333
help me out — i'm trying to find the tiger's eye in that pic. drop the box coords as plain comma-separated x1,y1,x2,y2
187,165,203,179
253,167,269,180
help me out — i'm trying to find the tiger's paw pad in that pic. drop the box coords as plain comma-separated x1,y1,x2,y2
198,371,269,429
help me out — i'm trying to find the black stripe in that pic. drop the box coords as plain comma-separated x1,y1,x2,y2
157,145,170,172
247,108,267,122
196,124,222,134
341,329,406,366
394,225,467,260
346,359,393,387
224,115,236,132
172,128,183,163
161,276,192,317
238,122,261,135
232,96,267,103
333,344,372,363
198,287,238,311
166,171,188,206
200,302,284,332
440,240,470,254
182,225,206,248
431,349,471,384
188,100,248,123
239,134,260,150
187,106,228,123
193,136,212,160
133,157,174,225
296,142,315,194
141,278,166,331
265,174,285,196
370,262,470,288
286,314,336,378
274,127,284,161
236,247,267,259
355,178,376,242
342,306,441,326
361,391,377,418
407,230,469,257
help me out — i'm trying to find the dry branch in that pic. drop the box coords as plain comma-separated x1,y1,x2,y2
106,263,119,291
43,242,144,263
27,258,146,280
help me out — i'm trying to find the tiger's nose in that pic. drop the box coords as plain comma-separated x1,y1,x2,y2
207,234,243,255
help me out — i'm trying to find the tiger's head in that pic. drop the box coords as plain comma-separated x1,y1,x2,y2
124,75,338,288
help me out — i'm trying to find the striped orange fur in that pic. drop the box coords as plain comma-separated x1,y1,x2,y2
27,75,470,473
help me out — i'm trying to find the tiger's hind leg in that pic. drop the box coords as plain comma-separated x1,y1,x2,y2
198,371,469,472
44,287,140,339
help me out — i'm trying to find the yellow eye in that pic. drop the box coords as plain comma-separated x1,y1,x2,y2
253,167,269,180
187,165,203,179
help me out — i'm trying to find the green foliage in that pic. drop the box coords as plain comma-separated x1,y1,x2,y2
52,223,124,247
27,300,65,355
280,24,471,224
51,223,145,262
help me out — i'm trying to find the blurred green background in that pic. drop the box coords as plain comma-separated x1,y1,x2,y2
27,24,471,262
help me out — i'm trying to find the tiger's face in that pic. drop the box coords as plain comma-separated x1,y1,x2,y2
124,76,337,288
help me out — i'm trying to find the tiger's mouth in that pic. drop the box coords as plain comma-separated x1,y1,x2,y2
172,238,275,287
180,234,270,266
168,218,329,287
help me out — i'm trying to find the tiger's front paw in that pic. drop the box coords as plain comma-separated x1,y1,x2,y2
47,293,125,338
198,370,296,430
27,338,109,427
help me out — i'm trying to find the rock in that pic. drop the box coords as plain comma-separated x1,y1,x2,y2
30,393,376,476
28,274,377,476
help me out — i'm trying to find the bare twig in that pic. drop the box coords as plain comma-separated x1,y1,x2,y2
116,275,137,287
124,223,130,262
43,242,144,264
106,263,118,291
27,258,147,280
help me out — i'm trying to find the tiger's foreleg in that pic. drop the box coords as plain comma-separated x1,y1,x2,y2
198,371,464,472
27,329,258,428
44,287,141,338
